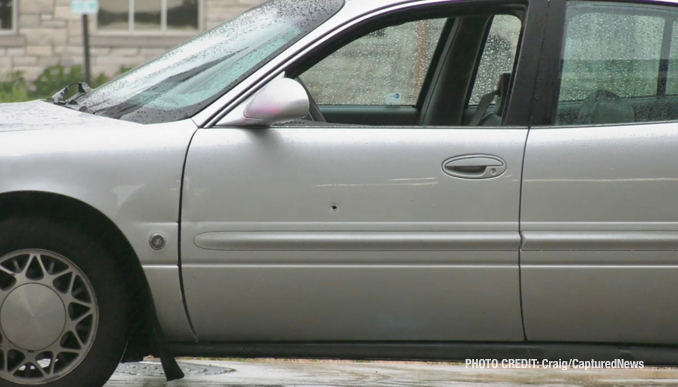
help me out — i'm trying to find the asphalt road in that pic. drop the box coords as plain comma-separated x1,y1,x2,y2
104,359,678,387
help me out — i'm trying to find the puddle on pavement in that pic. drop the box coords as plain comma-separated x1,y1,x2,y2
115,361,234,378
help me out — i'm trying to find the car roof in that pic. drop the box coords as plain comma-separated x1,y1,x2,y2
343,0,427,9
343,0,678,8
336,0,678,22
339,0,434,19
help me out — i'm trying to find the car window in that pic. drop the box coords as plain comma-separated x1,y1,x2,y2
556,1,678,126
469,15,521,105
299,19,447,106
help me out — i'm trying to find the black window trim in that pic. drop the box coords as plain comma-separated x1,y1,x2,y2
464,10,525,110
525,0,566,126
416,17,457,110
657,17,674,97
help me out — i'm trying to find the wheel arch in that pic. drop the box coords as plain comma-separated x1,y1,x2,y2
0,190,160,362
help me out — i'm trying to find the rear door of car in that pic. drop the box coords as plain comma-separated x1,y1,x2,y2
180,0,545,343
522,0,678,344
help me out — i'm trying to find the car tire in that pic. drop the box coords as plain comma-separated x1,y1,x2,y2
0,217,129,387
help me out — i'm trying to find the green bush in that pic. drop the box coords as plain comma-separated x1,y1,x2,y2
33,64,113,100
0,83,32,103
33,64,85,99
0,64,134,103
0,71,32,103
118,65,134,75
92,72,110,88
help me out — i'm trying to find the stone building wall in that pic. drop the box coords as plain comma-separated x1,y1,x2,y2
0,0,264,81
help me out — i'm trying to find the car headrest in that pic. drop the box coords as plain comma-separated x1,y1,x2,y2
577,90,635,125
494,72,512,117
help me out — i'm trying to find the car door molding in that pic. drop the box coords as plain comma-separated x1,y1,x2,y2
194,231,520,251
522,231,678,251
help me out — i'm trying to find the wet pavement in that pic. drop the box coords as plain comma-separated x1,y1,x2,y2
104,359,678,386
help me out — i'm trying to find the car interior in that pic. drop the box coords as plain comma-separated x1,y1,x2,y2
553,5,678,126
556,93,678,125
283,5,526,128
284,3,678,129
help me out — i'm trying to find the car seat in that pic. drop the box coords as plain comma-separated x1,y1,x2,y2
576,89,635,125
468,72,511,126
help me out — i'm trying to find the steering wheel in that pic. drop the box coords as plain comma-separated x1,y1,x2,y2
295,77,326,123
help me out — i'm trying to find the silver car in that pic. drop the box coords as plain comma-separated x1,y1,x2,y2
2,0,678,385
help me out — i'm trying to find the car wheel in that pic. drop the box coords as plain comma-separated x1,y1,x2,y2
0,217,129,387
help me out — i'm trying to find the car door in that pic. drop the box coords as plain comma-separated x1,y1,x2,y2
522,0,678,344
180,0,541,343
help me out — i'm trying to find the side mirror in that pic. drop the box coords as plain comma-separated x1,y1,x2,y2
218,78,310,127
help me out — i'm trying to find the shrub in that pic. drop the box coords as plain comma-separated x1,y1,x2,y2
34,64,117,99
0,64,133,103
33,64,93,100
1,64,135,103
0,83,32,103
0,71,32,103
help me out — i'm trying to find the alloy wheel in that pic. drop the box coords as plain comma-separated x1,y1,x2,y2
0,249,98,385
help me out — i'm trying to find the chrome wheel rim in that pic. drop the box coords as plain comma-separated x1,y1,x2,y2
0,250,98,385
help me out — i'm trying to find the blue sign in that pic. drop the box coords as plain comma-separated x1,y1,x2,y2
71,0,99,15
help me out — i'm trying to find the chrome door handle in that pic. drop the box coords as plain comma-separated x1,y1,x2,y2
443,155,507,179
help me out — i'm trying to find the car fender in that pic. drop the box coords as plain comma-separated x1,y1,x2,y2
0,101,198,342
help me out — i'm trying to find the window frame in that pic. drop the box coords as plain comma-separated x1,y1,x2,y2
95,0,204,35
0,0,17,35
196,0,546,128
532,0,678,126
285,4,534,127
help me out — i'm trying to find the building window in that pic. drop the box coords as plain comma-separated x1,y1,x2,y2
98,0,199,32
0,0,15,32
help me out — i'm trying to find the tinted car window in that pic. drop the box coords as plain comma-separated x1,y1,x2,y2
77,0,344,124
556,1,678,125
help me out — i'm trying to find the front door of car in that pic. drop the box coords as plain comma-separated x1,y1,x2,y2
521,0,678,344
180,1,540,343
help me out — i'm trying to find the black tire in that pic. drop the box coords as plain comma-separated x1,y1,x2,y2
0,217,129,387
